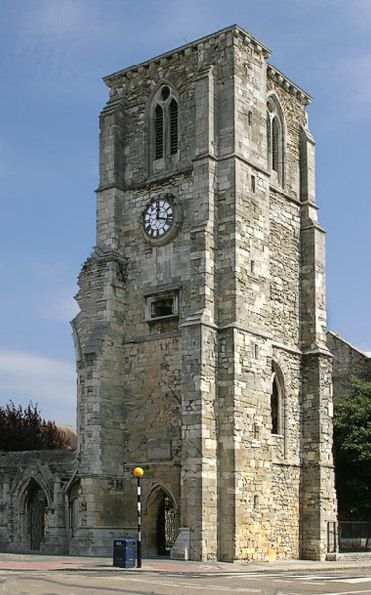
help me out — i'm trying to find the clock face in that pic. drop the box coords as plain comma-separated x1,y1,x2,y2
143,199,175,239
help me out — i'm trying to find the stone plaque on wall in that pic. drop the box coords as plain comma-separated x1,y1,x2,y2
147,439,171,460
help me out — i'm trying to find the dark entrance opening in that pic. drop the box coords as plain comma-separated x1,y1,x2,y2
68,482,80,540
26,480,47,550
156,495,176,556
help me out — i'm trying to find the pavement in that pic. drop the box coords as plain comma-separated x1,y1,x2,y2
0,553,370,575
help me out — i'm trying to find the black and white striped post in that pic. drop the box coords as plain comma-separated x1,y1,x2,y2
133,467,144,568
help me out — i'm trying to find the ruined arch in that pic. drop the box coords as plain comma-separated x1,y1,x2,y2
18,477,49,551
16,472,53,512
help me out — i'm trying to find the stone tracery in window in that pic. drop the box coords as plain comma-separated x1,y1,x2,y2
152,85,179,164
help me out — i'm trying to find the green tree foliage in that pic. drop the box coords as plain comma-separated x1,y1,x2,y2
333,376,371,520
0,401,70,451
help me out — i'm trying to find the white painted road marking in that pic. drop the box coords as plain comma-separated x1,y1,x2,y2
342,577,371,584
317,591,371,595
93,575,262,592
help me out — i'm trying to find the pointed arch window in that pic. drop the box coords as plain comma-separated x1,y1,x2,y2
271,362,284,435
152,85,179,164
267,95,284,187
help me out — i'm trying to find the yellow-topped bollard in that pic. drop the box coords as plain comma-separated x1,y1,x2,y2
133,466,144,478
133,466,144,568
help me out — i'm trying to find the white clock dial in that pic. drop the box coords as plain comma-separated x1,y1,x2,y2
143,199,175,239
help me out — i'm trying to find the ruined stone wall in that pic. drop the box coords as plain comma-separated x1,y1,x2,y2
300,353,337,559
73,28,239,559
327,332,371,401
270,463,300,559
227,39,310,561
232,330,272,561
71,24,337,561
0,451,76,554
269,347,301,559
233,41,270,332
269,191,301,345
267,79,306,199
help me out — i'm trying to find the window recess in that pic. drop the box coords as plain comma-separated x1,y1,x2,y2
145,292,179,321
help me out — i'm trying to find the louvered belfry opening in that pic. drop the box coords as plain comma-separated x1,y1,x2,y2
154,104,164,159
169,98,178,155
153,86,178,161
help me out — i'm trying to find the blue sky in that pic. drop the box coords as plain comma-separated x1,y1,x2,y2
1,0,370,425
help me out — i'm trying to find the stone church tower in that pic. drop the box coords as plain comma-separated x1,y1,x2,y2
71,25,337,561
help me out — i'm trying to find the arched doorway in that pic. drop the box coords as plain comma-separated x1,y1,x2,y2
156,494,176,556
25,480,47,550
144,487,177,556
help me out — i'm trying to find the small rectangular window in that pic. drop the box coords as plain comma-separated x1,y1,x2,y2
248,111,253,126
146,293,178,320
151,298,174,318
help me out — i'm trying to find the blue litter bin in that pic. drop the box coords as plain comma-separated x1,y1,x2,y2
113,538,136,568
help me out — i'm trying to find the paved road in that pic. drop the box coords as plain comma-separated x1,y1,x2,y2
1,569,371,595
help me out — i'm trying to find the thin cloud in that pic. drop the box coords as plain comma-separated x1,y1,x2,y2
11,0,124,79
17,260,80,322
344,52,371,105
10,0,227,82
0,350,76,425
18,0,116,42
347,0,371,29
317,50,371,129
23,0,96,39
40,293,79,322
0,141,9,179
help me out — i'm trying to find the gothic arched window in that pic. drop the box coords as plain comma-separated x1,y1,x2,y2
152,85,179,163
271,362,284,435
267,95,285,187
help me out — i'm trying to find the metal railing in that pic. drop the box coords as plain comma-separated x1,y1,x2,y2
328,521,371,553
